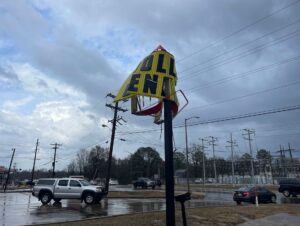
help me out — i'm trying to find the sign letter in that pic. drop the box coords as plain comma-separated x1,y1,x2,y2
143,74,158,95
128,74,140,92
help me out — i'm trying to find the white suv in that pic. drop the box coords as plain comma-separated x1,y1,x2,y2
32,178,106,204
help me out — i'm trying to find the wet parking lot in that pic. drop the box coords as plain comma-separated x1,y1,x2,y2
0,192,232,226
0,190,299,226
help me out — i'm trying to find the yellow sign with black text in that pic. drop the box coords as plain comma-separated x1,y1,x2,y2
114,48,178,102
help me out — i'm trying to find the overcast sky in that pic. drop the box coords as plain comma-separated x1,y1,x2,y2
1,0,300,171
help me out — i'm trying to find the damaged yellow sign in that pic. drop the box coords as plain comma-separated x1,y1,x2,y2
114,46,178,102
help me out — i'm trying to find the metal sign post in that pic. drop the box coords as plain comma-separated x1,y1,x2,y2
164,99,175,226
114,46,187,226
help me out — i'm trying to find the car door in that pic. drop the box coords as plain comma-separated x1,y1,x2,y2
69,180,82,198
258,187,269,202
54,179,70,198
255,187,264,202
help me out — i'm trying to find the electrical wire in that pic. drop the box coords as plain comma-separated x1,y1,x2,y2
184,55,300,93
177,0,300,63
179,18,300,74
180,29,300,81
185,80,300,112
117,104,300,134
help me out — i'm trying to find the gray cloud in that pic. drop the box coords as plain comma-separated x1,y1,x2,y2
1,0,300,169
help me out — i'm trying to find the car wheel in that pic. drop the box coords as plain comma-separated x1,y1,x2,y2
84,193,95,204
40,192,52,205
53,198,61,203
134,185,137,189
283,190,290,197
152,185,155,190
236,201,241,205
271,195,276,203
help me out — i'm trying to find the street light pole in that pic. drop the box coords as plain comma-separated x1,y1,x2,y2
184,116,199,192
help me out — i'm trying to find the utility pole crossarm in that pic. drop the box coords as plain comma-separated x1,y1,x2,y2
105,104,128,112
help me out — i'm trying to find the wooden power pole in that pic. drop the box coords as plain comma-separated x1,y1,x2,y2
105,93,127,192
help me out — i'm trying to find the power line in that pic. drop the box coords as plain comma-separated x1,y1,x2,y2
180,29,300,81
181,105,300,128
179,18,300,74
185,80,300,112
184,55,300,93
177,0,300,63
117,104,300,134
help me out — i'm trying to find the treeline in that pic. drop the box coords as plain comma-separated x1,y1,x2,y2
67,146,164,184
65,144,300,184
8,145,299,185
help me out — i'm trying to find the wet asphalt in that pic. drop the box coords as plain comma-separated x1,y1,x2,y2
0,186,299,226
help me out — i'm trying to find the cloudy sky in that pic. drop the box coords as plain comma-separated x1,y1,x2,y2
1,0,300,171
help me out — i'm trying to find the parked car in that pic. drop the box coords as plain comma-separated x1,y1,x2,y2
32,178,106,205
133,177,156,189
26,180,37,186
207,178,214,183
233,186,276,204
194,178,203,184
154,179,162,187
278,178,300,197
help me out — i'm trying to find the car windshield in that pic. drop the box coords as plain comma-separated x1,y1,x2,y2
79,180,91,186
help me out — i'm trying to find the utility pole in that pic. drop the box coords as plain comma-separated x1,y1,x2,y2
268,150,274,184
208,136,218,183
226,133,238,185
243,129,255,184
199,138,207,188
4,148,15,192
278,145,287,177
243,129,258,206
51,143,62,178
31,139,39,182
287,143,294,174
287,143,294,162
105,93,127,192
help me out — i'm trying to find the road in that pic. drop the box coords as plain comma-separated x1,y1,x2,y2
0,186,298,226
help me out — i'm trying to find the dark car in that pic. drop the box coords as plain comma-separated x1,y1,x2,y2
233,186,276,204
278,178,300,197
133,177,156,189
155,179,162,187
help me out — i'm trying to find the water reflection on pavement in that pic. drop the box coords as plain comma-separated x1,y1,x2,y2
0,189,299,226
